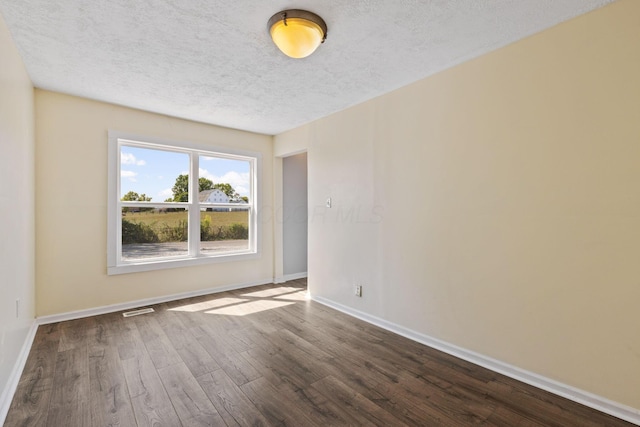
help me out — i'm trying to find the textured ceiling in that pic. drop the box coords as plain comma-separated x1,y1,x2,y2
0,0,614,135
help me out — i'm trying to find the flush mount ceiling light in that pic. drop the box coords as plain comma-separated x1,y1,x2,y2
268,9,327,59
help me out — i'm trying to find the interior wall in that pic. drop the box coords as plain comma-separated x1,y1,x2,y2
283,152,308,276
275,0,640,410
0,12,35,414
35,90,274,316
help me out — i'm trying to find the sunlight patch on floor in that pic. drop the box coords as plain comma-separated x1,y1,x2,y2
205,299,295,316
240,286,301,298
168,297,246,312
274,291,307,301
166,286,306,316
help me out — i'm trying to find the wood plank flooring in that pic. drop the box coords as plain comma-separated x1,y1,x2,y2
4,279,633,426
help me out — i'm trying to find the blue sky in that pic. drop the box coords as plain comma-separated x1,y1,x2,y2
120,146,250,201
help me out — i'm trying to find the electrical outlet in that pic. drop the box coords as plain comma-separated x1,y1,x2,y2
355,285,362,297
15,299,20,318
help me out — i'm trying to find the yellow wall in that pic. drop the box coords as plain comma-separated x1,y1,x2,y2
276,0,640,409
0,12,35,408
35,91,274,316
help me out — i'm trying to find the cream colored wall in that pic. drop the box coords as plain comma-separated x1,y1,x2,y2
35,90,274,316
280,0,640,409
274,125,309,157
0,12,35,413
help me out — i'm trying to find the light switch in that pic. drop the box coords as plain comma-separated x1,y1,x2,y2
326,197,332,208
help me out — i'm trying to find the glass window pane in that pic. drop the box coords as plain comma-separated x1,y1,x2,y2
120,145,189,203
121,207,188,261
198,156,251,204
200,208,249,254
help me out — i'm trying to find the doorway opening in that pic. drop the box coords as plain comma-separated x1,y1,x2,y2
282,152,308,280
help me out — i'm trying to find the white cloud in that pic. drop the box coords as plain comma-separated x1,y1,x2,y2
121,170,137,182
158,187,173,200
121,152,146,166
199,168,250,196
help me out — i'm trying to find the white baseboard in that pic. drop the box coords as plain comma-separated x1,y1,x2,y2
0,320,38,426
274,272,307,284
37,278,274,325
311,295,640,426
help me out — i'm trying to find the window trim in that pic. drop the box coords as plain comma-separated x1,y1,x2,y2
107,130,261,275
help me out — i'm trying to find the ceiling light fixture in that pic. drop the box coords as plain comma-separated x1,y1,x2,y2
268,9,327,59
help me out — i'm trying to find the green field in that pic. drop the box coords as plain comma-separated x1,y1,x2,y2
122,210,249,244
122,210,248,227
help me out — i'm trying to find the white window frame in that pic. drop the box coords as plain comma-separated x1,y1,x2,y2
107,130,261,275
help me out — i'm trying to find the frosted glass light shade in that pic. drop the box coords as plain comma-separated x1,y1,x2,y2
268,10,327,59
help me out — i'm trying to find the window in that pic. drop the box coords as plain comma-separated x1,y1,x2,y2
108,131,260,275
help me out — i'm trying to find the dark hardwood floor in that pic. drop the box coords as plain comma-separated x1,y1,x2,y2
4,279,633,426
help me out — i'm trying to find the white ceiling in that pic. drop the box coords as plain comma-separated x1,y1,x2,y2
0,0,614,135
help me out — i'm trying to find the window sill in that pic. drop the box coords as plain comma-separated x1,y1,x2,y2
107,251,260,275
